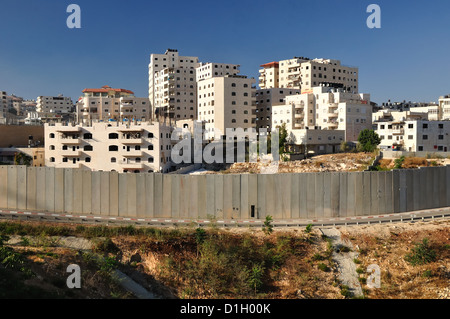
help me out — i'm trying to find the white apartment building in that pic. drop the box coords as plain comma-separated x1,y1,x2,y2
197,75,256,140
259,57,358,93
438,95,450,120
373,109,429,124
76,86,150,124
273,86,372,142
376,120,450,152
196,62,240,82
6,95,24,115
37,95,73,114
149,49,200,120
45,122,173,173
255,88,301,131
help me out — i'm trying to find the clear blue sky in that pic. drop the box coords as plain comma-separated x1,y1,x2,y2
1,0,449,105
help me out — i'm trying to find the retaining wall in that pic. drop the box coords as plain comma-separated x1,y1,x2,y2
0,166,449,219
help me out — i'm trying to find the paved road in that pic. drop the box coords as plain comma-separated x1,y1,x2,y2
0,207,449,228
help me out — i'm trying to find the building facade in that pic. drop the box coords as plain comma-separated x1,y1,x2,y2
197,75,256,140
259,57,358,93
274,86,371,142
76,86,150,124
45,122,174,173
255,88,301,131
376,120,450,152
37,95,74,114
149,49,200,120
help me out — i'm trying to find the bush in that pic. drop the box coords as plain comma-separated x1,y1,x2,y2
405,238,437,266
357,129,381,153
394,156,405,169
318,263,330,272
262,216,273,235
305,224,313,233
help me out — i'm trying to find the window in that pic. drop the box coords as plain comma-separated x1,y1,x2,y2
148,133,154,138
423,135,428,140
63,158,68,163
418,146,424,151
423,123,428,129
148,157,154,163
109,145,119,152
231,92,236,96
84,145,93,151
439,124,444,129
231,83,236,87
50,145,55,150
85,157,91,163
438,135,444,140
83,133,93,139
49,133,55,138
111,157,116,163
50,157,55,162
109,133,119,139
408,124,414,129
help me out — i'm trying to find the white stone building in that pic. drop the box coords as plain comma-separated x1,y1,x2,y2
37,95,73,114
273,86,371,142
45,122,174,173
376,120,450,152
76,86,150,124
149,49,200,120
259,57,358,93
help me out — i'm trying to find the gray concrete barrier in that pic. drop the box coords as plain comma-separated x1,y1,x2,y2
0,165,449,220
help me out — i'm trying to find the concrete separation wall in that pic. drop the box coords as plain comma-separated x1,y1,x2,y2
0,165,449,220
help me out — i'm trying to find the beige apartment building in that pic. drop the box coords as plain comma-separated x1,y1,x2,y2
149,49,200,120
255,88,301,131
259,57,358,93
45,122,174,173
37,95,74,114
197,74,256,140
376,120,450,152
76,86,150,124
273,86,371,142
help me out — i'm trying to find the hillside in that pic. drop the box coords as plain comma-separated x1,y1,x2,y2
0,219,449,299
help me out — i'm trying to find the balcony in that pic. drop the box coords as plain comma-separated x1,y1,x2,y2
392,129,404,135
121,151,144,157
328,111,339,118
121,162,144,170
60,137,81,145
294,112,304,118
61,150,81,157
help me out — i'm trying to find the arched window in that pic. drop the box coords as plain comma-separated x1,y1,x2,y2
49,133,55,138
50,157,55,162
84,145,93,151
50,145,55,150
111,157,117,163
109,145,118,152
148,144,154,151
83,133,93,139
109,133,119,139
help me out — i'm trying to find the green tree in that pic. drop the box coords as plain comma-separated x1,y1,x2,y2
357,129,381,153
14,152,33,166
278,123,288,155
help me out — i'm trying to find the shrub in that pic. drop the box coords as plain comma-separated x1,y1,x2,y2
318,263,330,272
394,156,405,169
262,215,273,235
340,285,352,298
305,224,313,233
405,238,437,266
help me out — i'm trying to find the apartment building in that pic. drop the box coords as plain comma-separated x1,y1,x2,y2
149,49,200,120
6,95,24,115
438,95,450,120
45,122,173,173
255,88,301,131
197,75,256,140
373,109,429,124
76,86,150,124
196,62,240,82
259,57,358,93
272,86,371,142
37,95,74,114
376,120,450,152
0,91,6,118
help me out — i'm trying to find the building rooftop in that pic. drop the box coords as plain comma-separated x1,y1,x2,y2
82,85,134,95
